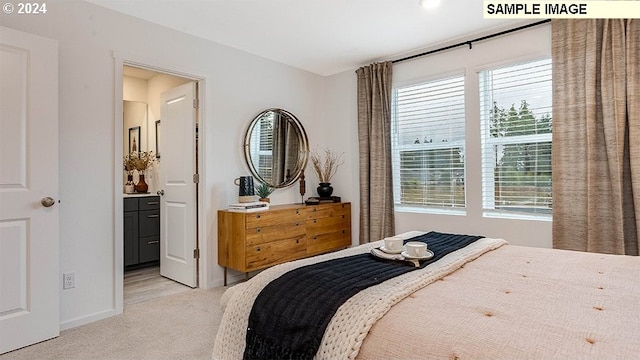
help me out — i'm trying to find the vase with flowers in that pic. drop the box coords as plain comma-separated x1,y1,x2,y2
123,153,136,193
310,146,344,198
128,151,157,193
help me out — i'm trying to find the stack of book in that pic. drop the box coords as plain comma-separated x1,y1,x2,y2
228,201,269,212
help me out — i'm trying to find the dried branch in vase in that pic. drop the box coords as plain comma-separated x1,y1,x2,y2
126,151,158,174
310,147,344,183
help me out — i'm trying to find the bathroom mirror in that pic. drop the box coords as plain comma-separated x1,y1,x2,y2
123,100,148,155
243,108,309,188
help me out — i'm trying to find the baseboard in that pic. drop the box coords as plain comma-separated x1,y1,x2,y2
59,308,116,331
210,273,246,288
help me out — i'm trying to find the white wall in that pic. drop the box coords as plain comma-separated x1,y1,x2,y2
321,71,361,244
1,0,326,329
123,76,147,102
325,24,553,249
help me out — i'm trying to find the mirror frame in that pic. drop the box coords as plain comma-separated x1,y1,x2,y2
243,108,309,188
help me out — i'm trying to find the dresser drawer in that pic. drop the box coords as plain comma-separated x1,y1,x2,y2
139,210,160,237
246,222,306,246
307,228,351,256
245,237,306,271
245,208,305,229
306,203,350,219
306,215,350,236
139,196,160,210
139,236,160,263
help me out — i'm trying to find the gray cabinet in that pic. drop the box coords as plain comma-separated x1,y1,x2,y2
124,196,160,268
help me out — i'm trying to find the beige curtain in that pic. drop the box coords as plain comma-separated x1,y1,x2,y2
552,19,639,255
271,114,286,184
356,62,395,244
271,115,299,184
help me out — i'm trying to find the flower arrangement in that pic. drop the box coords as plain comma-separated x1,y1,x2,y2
310,147,344,183
124,151,157,174
123,153,136,175
255,182,275,200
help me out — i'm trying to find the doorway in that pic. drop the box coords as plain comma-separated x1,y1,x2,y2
122,65,199,306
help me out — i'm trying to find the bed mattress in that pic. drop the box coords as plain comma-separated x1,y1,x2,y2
358,244,640,359
213,231,640,360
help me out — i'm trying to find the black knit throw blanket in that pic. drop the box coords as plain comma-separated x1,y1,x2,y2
243,231,484,360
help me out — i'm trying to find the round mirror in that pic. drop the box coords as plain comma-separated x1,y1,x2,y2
243,108,309,188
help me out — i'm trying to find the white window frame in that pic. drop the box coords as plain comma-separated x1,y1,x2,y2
391,72,467,214
481,133,552,216
478,57,553,219
391,56,552,220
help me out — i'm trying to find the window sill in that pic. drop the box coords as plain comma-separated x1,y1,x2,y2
395,205,467,216
483,211,552,222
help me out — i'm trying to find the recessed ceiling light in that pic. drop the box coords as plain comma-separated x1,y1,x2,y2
419,0,441,10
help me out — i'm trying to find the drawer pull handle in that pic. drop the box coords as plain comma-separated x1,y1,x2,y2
313,236,317,240
147,214,159,218
342,215,345,219
147,202,159,205
147,240,159,245
296,239,300,244
256,247,261,252
256,214,261,219
295,210,299,214
342,230,346,234
256,228,261,233
295,222,299,226
313,219,317,223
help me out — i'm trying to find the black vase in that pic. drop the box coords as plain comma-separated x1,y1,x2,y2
317,182,333,198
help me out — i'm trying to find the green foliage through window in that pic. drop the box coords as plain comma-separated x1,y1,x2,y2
481,58,553,216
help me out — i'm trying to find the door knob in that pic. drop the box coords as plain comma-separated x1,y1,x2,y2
41,197,55,207
157,190,165,196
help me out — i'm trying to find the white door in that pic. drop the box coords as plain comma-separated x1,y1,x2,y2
158,82,198,287
0,27,59,354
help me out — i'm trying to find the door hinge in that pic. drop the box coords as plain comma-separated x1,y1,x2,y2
193,98,199,109
193,249,200,259
193,173,200,183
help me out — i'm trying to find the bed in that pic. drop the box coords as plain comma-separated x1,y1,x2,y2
213,231,640,360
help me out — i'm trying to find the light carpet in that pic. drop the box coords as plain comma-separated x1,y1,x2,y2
1,287,227,360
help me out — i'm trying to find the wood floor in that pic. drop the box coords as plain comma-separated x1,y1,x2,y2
124,265,192,307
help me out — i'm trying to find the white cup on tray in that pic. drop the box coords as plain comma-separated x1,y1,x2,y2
383,236,404,252
405,241,428,257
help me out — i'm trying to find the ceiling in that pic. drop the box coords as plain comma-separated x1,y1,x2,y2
86,0,528,76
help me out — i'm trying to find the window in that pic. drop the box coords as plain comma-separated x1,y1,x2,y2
248,114,274,183
391,75,466,210
479,58,552,216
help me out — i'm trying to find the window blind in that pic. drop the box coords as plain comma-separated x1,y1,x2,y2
249,117,273,183
392,75,466,209
479,58,552,216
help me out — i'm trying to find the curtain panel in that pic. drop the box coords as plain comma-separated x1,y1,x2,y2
356,62,395,244
552,19,639,255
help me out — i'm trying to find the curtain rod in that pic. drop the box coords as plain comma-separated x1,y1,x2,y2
391,19,551,64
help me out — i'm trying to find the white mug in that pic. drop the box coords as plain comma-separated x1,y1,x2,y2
405,241,428,257
383,236,404,251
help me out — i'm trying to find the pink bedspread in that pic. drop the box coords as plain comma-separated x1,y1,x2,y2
358,245,640,360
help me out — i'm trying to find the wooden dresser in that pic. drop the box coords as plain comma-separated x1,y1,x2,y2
218,202,351,285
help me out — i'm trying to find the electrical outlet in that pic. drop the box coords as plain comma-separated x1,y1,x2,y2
63,272,75,290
